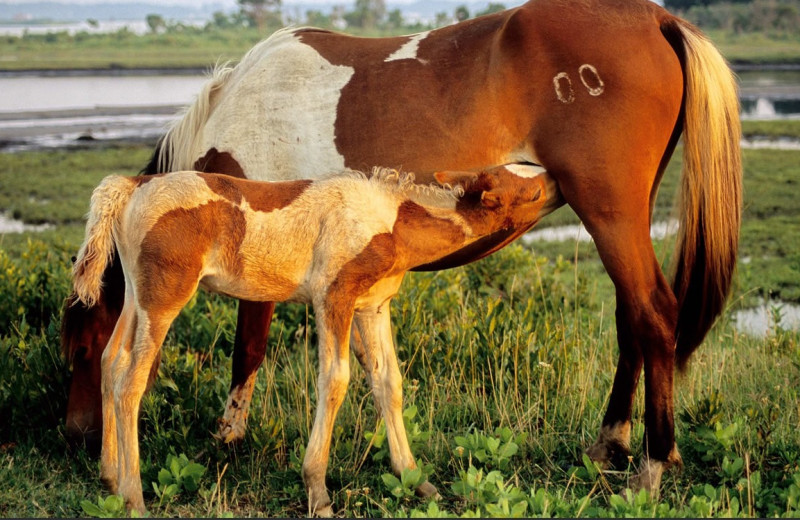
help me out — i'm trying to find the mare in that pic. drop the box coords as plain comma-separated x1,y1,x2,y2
61,0,741,497
71,166,551,515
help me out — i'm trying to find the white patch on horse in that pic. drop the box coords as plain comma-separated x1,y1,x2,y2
553,72,575,104
201,28,355,181
579,64,605,96
504,164,547,178
385,31,431,63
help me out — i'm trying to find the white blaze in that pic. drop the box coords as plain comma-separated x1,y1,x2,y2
504,163,547,178
385,31,431,62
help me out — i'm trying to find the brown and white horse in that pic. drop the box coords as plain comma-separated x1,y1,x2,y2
72,166,552,515
61,0,741,496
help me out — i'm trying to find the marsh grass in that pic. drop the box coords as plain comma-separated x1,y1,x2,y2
3,25,800,71
0,134,799,517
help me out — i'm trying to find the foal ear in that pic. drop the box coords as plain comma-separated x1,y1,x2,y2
433,170,480,188
480,189,503,209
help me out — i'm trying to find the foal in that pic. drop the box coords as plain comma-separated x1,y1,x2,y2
72,165,550,515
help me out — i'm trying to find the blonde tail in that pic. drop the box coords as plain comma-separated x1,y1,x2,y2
662,18,742,368
72,176,137,307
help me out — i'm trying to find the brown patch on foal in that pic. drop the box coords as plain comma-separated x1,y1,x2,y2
198,174,243,205
241,179,314,213
199,173,313,214
137,201,246,323
391,200,466,266
326,233,397,340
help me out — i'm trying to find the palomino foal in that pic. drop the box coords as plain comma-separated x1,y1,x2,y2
71,164,551,515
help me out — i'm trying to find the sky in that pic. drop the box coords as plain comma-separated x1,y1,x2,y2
7,0,495,4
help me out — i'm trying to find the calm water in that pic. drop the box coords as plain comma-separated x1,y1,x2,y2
0,68,798,150
738,69,800,120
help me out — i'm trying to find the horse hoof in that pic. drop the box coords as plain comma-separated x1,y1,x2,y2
587,423,632,468
415,480,440,499
629,459,664,496
214,419,245,444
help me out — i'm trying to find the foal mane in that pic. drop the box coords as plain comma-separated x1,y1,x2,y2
366,167,465,204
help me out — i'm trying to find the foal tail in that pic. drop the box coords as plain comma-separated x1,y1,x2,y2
661,18,742,369
73,176,137,308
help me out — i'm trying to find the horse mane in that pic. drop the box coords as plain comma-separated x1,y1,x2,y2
158,27,313,174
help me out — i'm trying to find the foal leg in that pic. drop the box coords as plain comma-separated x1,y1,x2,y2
114,307,184,514
302,303,354,517
217,300,275,443
354,305,438,498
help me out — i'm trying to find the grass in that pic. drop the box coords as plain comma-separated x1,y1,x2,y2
0,122,799,517
2,24,800,71
707,30,800,65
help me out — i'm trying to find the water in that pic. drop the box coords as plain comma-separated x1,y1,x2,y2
0,65,796,151
0,213,53,233
0,20,205,38
0,73,205,150
523,219,679,244
733,301,800,337
0,74,206,113
739,69,800,120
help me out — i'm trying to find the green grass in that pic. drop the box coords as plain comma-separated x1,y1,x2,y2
1,24,800,71
741,120,800,139
707,30,800,65
0,122,799,517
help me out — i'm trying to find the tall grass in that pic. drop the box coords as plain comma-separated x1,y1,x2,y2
0,141,799,516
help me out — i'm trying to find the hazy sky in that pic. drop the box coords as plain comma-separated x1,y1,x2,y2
9,0,493,4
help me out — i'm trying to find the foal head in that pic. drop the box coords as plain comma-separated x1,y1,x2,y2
435,164,548,229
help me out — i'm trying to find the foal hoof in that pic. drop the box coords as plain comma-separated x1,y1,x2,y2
311,502,334,518
415,480,440,499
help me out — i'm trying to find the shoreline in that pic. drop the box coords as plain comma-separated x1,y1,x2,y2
0,61,799,78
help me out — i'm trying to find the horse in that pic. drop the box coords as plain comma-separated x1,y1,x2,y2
61,0,741,498
71,165,552,515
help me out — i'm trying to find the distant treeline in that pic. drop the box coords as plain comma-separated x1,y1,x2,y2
667,0,800,33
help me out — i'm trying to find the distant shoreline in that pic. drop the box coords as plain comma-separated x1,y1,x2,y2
0,62,799,78
0,67,208,78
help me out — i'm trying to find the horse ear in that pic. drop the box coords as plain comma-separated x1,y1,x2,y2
433,170,480,188
480,189,502,209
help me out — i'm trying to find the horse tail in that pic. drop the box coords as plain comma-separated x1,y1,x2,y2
72,176,137,307
156,62,237,173
660,17,742,370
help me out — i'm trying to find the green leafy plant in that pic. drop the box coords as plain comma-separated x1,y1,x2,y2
454,426,526,471
151,453,207,506
365,405,431,463
80,495,130,518
381,467,428,499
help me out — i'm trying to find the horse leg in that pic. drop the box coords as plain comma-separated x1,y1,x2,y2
566,183,682,493
353,305,438,498
99,294,136,493
217,300,275,443
302,300,353,517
